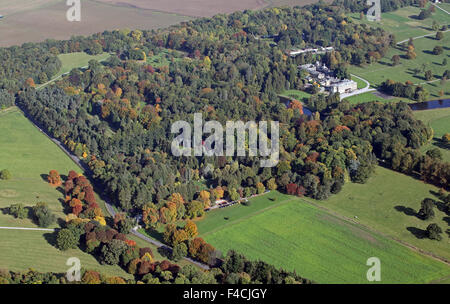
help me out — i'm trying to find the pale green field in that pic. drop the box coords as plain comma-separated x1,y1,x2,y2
201,191,450,283
414,107,450,162
0,107,81,227
349,5,450,101
0,107,131,277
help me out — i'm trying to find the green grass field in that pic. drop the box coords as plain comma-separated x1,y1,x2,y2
351,75,367,89
343,92,402,104
0,107,131,277
349,5,450,101
0,107,82,227
314,166,450,262
200,191,450,283
414,107,450,161
350,4,449,41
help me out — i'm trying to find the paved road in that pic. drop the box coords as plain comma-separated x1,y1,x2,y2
17,106,210,270
0,226,55,232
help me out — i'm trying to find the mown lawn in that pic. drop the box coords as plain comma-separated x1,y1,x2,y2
280,89,312,102
57,52,110,76
343,92,401,104
201,192,450,283
0,107,82,227
414,107,450,162
315,166,450,262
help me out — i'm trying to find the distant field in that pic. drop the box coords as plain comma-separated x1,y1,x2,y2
414,107,450,162
315,166,450,261
349,5,450,101
0,0,191,47
201,191,450,283
0,0,326,47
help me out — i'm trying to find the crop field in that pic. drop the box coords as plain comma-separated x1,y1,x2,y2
0,108,133,276
314,166,450,262
414,107,450,162
200,191,450,283
0,0,191,47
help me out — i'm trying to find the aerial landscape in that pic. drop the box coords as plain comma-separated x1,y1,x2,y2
0,0,449,291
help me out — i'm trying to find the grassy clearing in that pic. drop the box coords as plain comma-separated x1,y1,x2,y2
343,92,403,104
414,107,450,162
201,191,450,283
351,75,367,89
314,166,450,261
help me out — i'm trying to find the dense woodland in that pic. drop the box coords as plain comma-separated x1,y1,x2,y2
1,3,449,280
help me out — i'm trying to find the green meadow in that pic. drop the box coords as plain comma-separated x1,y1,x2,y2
315,166,450,261
414,107,450,162
200,191,450,283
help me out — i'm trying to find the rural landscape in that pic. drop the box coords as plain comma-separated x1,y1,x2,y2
0,0,449,288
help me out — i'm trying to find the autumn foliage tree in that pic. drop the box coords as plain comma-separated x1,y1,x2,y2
47,170,62,186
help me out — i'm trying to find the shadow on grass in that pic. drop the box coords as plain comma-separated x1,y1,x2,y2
407,226,427,239
43,230,59,247
443,216,450,226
